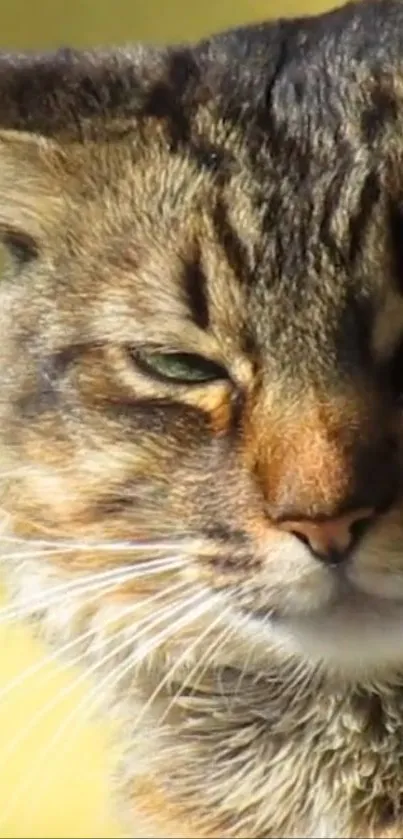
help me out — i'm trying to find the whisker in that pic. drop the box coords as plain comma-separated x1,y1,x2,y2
184,619,236,702
0,581,192,772
135,607,230,734
229,638,257,711
1,546,186,561
0,535,201,553
0,578,189,703
0,590,214,828
0,557,184,624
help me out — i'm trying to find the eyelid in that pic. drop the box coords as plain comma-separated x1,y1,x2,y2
1,226,39,266
128,347,230,385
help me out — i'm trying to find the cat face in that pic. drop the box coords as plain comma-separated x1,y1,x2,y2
2,0,403,679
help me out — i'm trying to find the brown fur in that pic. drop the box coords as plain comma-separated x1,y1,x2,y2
4,1,403,836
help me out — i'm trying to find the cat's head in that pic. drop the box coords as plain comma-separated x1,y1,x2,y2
2,0,403,680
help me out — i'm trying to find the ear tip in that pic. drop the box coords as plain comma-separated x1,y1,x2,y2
0,45,159,138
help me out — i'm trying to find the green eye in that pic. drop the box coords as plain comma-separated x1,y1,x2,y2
132,350,228,384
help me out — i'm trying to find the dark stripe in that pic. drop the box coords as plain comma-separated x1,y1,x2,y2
361,84,398,145
388,199,403,294
142,50,199,151
335,291,374,372
16,345,86,418
93,491,138,517
347,170,380,266
142,50,235,180
16,357,64,417
93,478,169,518
318,165,349,270
182,255,210,330
142,79,190,150
103,395,211,436
212,198,255,285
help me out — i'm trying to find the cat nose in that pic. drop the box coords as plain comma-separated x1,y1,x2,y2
277,507,375,564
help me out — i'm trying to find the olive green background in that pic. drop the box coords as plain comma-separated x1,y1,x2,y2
0,0,338,50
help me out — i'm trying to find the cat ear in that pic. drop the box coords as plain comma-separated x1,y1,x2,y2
0,45,192,259
0,46,173,139
0,47,151,263
0,128,67,266
0,45,200,264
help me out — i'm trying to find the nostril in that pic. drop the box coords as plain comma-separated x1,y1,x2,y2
278,508,375,564
315,548,347,567
288,528,347,564
290,529,311,549
349,516,372,547
288,526,351,565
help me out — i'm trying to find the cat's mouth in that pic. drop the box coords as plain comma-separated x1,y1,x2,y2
232,554,403,620
241,572,403,673
251,572,403,622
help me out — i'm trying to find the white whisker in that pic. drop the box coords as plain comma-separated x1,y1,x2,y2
0,590,214,828
135,607,230,734
1,547,185,561
229,643,256,711
0,581,192,772
0,557,184,624
0,535,200,553
0,578,188,705
183,618,236,702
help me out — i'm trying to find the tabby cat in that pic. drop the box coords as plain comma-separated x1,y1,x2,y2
3,0,403,835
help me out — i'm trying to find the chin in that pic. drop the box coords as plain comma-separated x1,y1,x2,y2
240,583,403,680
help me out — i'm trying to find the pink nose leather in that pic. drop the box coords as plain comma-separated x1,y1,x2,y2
278,508,374,558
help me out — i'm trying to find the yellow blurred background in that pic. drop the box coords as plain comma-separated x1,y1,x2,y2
0,0,337,836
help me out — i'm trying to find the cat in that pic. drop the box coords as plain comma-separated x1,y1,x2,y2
3,0,403,835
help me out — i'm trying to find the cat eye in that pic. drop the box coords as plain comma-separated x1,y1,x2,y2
1,227,39,267
130,349,229,384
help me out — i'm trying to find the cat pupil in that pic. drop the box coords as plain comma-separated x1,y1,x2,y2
155,353,206,379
